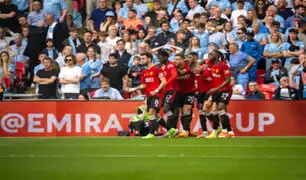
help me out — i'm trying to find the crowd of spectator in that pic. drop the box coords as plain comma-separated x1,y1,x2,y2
0,0,305,101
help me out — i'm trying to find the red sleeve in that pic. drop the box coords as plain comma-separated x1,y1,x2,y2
166,64,178,85
222,63,231,77
202,68,211,78
140,71,145,84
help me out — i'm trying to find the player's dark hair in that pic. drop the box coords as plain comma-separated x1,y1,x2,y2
141,52,153,60
175,53,185,59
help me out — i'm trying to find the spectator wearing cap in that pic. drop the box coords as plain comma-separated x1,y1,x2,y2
263,32,284,70
27,0,47,28
282,28,304,71
99,11,119,33
123,9,144,31
245,82,265,100
273,76,300,100
144,0,162,27
186,0,206,21
155,22,175,47
168,0,189,17
229,42,255,90
118,0,141,24
42,0,67,22
206,20,227,48
276,0,294,21
285,5,306,30
241,30,262,81
100,53,128,94
264,58,288,86
188,23,209,48
207,0,231,13
231,0,247,28
89,0,112,33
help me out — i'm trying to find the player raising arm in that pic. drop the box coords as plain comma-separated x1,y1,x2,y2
127,52,166,139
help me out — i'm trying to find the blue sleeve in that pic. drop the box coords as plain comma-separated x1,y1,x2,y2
128,56,134,67
298,41,304,49
243,52,250,59
59,0,68,9
114,89,123,99
264,44,269,51
118,8,125,18
97,61,103,73
240,42,246,52
179,1,189,14
83,65,91,77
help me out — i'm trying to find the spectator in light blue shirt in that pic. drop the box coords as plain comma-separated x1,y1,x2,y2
263,32,284,71
93,78,123,99
232,1,253,11
190,23,209,48
34,52,48,75
208,0,231,12
229,42,255,90
282,29,305,71
86,46,103,91
168,0,189,16
76,53,91,94
134,0,150,18
12,0,29,13
27,1,47,27
43,0,68,22
170,11,183,33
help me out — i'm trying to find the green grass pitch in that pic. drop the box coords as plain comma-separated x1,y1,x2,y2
0,137,306,180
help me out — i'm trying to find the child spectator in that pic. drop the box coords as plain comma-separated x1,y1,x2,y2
128,55,144,97
42,39,59,60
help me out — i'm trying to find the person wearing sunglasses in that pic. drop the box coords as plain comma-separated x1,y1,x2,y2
273,76,300,100
58,55,82,99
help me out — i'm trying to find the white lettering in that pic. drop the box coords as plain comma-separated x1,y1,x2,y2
75,114,81,133
85,114,101,133
28,114,44,133
47,114,72,133
103,113,122,132
236,113,255,132
258,113,275,132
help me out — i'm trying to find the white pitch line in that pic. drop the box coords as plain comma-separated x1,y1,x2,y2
0,144,305,148
0,154,305,159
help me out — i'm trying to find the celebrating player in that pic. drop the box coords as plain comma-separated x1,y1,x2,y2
174,53,196,137
206,50,233,138
127,52,166,139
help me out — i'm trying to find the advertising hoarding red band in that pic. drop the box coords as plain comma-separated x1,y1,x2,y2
0,101,305,136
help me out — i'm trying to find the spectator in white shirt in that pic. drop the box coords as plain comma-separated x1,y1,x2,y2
230,76,246,100
186,0,205,21
231,0,247,28
93,77,123,99
59,54,82,99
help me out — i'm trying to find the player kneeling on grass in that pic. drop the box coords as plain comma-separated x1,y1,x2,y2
174,53,197,137
127,53,168,139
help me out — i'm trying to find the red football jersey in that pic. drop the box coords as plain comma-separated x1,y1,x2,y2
196,64,212,93
140,65,163,97
161,62,180,92
210,61,232,92
177,64,196,93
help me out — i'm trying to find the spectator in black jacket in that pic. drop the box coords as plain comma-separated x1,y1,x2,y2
245,82,265,100
113,39,132,72
264,58,288,85
273,76,300,100
155,22,175,47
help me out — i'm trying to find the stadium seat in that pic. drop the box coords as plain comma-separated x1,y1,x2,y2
262,92,272,100
3,77,11,89
256,69,265,85
257,84,277,93
89,90,96,98
15,62,25,82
